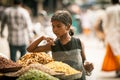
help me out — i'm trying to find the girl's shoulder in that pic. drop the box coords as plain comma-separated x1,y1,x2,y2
71,37,82,48
54,37,82,47
73,37,83,47
71,37,81,43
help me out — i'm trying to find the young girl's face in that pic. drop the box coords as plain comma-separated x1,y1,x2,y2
52,20,69,38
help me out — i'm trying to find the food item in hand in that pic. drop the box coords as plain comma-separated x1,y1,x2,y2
45,61,81,75
17,69,59,80
17,52,54,66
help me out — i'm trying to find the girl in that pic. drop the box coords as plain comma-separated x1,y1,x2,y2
27,10,94,80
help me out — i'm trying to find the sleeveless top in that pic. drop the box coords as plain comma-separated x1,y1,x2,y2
51,37,86,80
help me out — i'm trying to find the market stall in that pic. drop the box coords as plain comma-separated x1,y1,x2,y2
0,52,82,80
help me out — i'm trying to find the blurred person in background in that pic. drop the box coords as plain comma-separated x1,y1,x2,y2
93,8,105,42
0,0,34,61
80,7,95,37
102,0,120,77
0,0,5,21
37,10,56,38
68,4,83,35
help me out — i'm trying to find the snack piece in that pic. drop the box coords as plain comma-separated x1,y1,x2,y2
17,52,54,66
0,53,9,59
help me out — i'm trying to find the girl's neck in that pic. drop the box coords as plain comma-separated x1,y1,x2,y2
60,33,71,45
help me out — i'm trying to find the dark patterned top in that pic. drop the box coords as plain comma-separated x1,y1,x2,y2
51,37,86,80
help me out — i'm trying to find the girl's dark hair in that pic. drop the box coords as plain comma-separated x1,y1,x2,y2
13,0,23,4
51,10,74,36
111,0,119,4
69,28,74,36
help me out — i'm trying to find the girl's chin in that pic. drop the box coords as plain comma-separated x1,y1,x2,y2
56,36,60,38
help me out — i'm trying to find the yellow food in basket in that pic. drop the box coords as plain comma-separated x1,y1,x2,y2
17,52,54,66
45,61,80,75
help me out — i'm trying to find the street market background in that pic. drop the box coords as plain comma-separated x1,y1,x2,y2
0,0,120,80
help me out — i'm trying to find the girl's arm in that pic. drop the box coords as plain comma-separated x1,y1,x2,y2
81,42,94,75
27,36,54,52
81,42,86,63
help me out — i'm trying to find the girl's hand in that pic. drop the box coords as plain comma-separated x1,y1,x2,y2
84,61,94,73
44,37,55,46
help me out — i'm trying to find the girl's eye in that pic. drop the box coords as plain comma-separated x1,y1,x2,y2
53,25,61,28
57,25,61,28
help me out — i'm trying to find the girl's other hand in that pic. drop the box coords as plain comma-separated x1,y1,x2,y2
84,61,94,73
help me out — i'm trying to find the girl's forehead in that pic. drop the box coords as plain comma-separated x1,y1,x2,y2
52,20,64,25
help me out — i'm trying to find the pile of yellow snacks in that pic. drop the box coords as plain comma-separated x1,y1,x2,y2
17,52,54,66
45,61,80,75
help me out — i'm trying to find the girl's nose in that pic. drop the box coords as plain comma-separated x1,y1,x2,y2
53,27,57,32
